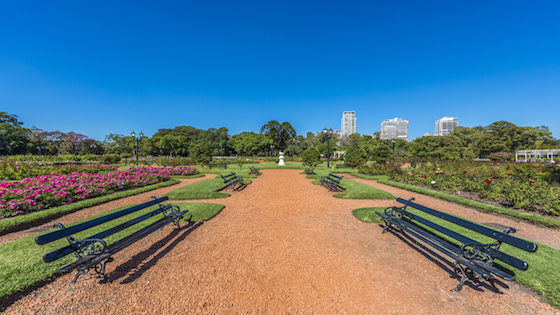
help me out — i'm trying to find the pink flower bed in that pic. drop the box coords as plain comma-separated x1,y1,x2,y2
0,166,198,218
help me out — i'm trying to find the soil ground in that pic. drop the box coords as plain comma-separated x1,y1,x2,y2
4,169,558,314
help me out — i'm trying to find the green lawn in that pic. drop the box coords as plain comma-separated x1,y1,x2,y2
0,202,224,303
166,171,253,200
377,179,560,228
352,207,385,223
352,207,560,308
349,173,390,180
0,179,181,236
307,171,394,200
171,173,205,179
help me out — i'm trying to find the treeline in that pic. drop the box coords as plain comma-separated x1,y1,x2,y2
1,111,558,160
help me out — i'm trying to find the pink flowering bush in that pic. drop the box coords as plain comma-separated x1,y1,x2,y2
0,166,198,218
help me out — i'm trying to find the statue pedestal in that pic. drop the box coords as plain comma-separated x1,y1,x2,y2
278,152,286,166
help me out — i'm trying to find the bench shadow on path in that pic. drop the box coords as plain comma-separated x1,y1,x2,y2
380,224,509,293
106,221,203,285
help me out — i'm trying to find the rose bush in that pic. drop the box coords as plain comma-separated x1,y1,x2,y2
0,166,199,217
388,160,560,216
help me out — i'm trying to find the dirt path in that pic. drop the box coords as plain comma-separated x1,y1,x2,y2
4,170,556,313
346,175,560,250
0,175,214,245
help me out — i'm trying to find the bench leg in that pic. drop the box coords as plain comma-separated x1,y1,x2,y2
453,261,469,292
71,257,114,284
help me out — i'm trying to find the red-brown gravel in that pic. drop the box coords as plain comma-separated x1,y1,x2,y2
3,170,557,314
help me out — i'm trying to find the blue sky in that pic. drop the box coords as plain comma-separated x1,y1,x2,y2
1,1,559,140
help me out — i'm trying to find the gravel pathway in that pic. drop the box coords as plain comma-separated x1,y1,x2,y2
346,175,560,250
0,175,214,245
4,170,556,313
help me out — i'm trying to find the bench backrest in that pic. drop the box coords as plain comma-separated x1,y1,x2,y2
220,172,236,180
396,198,537,253
328,173,343,181
35,197,169,246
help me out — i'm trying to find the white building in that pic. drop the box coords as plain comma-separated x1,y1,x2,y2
341,111,357,137
435,116,458,136
381,117,408,140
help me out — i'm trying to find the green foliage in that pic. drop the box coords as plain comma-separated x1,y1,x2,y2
100,154,121,164
378,179,560,228
190,140,213,166
344,143,367,167
228,132,272,156
260,120,296,154
389,160,560,216
487,151,513,161
301,146,320,167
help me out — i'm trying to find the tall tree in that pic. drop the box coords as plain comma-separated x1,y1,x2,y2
260,120,296,155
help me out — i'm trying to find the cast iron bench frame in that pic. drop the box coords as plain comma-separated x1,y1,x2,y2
304,167,315,175
220,172,244,190
35,196,187,284
320,173,345,192
249,166,262,176
377,197,538,291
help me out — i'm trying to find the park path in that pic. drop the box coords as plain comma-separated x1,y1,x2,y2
346,175,560,250
4,169,556,314
0,175,215,245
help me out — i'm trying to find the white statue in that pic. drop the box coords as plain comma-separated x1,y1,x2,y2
278,152,286,166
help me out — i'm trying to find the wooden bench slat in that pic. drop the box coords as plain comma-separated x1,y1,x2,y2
35,197,169,245
401,210,529,270
43,206,166,263
396,198,537,253
59,209,188,274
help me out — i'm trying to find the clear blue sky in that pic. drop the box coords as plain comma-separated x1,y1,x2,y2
1,1,559,140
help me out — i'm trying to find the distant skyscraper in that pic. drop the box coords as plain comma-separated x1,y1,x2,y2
381,117,409,140
341,111,357,137
435,116,458,136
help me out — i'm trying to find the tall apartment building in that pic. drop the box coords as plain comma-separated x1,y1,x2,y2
341,111,357,137
435,116,458,136
380,117,409,140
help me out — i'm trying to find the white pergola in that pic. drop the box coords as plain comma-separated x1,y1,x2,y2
515,149,560,162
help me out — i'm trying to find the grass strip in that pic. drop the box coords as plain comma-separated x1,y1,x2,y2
352,207,385,223
171,174,205,179
308,171,394,200
0,179,181,236
352,207,560,308
0,202,224,304
377,179,560,228
350,173,390,180
166,172,253,200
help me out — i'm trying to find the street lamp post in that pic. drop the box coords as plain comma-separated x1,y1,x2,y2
323,128,333,168
131,131,144,165
392,140,396,156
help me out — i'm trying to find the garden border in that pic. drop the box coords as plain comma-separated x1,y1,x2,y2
377,179,560,228
0,179,181,236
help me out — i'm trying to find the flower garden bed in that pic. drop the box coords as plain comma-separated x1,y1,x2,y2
0,166,199,218
361,160,560,216
0,160,118,180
